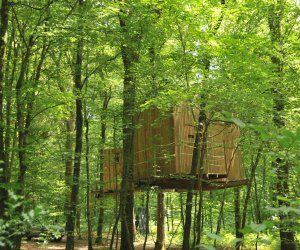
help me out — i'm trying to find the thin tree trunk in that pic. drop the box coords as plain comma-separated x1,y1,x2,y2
192,193,198,247
0,2,10,249
242,150,261,228
0,0,10,224
241,148,262,230
110,211,121,250
234,188,243,250
182,108,206,250
4,19,17,184
253,175,262,224
195,187,204,247
142,189,150,250
193,115,208,249
209,192,213,233
64,111,75,220
96,91,111,244
84,101,93,250
214,189,227,247
76,207,82,240
154,190,165,250
182,1,226,246
180,193,185,226
110,118,121,250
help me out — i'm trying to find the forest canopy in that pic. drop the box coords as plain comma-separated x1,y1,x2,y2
0,0,299,250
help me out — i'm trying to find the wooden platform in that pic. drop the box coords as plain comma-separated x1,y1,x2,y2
137,175,248,192
93,174,248,195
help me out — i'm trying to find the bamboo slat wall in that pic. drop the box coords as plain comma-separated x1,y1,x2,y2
205,123,243,181
173,106,196,174
102,148,122,192
134,106,243,181
102,105,243,192
134,108,175,180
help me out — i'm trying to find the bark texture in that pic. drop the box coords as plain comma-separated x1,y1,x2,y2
119,2,139,249
155,191,165,250
96,91,110,244
268,2,296,249
0,0,9,223
65,1,84,249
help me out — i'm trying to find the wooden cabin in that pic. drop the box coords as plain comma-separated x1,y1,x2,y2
101,105,245,192
102,148,122,192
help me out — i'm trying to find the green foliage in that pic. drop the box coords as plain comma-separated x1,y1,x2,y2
0,192,44,247
0,0,299,249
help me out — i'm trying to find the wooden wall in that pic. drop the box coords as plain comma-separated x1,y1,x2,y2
102,148,122,192
205,123,243,181
173,106,196,174
101,105,243,192
134,108,175,180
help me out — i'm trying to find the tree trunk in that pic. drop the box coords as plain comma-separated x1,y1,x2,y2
240,146,262,244
96,91,110,244
155,190,165,250
76,206,82,240
142,190,150,250
14,34,48,249
234,188,243,250
64,111,75,220
182,1,226,246
65,1,84,249
0,1,10,249
0,0,9,224
182,108,206,250
4,19,17,184
195,132,208,248
119,3,139,249
84,101,93,250
110,118,121,250
214,189,226,247
268,2,296,249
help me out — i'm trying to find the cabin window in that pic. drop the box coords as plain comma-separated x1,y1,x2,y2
114,153,120,163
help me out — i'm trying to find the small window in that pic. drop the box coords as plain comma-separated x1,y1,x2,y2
114,153,120,163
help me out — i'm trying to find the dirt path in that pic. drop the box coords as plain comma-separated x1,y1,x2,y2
21,239,91,250
21,239,157,250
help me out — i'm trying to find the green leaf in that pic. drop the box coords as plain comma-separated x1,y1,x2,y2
239,226,253,234
263,220,274,228
250,223,266,233
257,238,271,245
230,117,246,127
207,233,223,242
277,196,291,203
222,111,232,119
229,238,243,246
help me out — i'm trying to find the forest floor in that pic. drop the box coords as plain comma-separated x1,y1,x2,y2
20,238,242,250
21,238,164,250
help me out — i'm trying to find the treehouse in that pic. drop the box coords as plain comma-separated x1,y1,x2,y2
101,105,246,193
